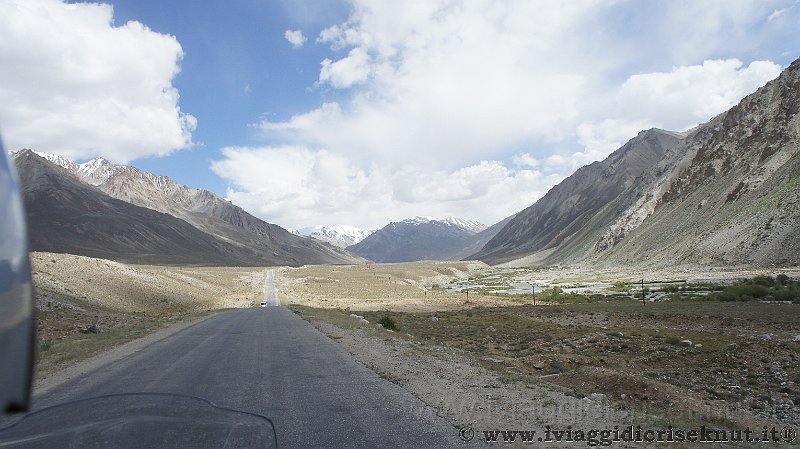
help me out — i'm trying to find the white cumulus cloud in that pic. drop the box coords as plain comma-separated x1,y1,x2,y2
319,47,371,88
0,0,195,163
211,145,560,229
617,59,782,131
234,0,795,229
284,29,307,48
577,59,782,157
257,0,598,169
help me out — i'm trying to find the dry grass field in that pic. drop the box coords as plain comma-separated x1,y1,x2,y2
276,260,523,311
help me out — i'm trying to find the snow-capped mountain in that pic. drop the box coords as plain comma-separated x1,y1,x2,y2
298,225,373,248
74,157,119,186
401,216,486,233
32,150,79,173
347,216,486,262
34,151,168,189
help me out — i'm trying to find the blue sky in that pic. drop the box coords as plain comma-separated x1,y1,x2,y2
111,0,350,194
1,0,798,230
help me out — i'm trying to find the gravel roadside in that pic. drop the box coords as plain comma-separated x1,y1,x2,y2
305,318,651,446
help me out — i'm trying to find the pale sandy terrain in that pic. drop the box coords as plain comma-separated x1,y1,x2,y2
277,260,800,311
30,252,272,377
504,264,800,286
32,251,268,313
276,261,523,311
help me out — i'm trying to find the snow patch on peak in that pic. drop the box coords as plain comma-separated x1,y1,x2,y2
408,215,438,223
399,216,486,233
440,217,487,233
298,224,373,248
77,157,117,186
31,150,79,172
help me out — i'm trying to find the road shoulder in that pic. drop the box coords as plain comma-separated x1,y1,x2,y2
33,312,219,396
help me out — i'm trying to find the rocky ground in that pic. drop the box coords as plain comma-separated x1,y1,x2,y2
282,263,800,447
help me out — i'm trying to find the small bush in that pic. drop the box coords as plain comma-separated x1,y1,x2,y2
703,275,800,302
667,293,697,302
751,275,776,287
711,290,738,302
711,282,768,301
378,315,397,330
774,287,799,302
611,281,627,290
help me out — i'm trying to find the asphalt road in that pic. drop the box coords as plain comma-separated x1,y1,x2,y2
263,270,279,306
4,306,475,448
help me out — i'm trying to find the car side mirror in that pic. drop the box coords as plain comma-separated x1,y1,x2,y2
0,137,35,414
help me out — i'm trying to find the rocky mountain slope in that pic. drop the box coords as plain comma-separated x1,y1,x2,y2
13,151,262,265
347,216,485,263
474,58,800,268
473,128,683,263
15,151,361,266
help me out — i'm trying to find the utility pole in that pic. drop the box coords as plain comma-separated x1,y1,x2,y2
641,278,646,306
532,283,536,306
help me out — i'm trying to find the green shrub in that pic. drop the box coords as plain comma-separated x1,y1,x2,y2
774,287,799,302
751,275,776,287
710,290,738,302
611,281,628,291
378,315,397,330
665,336,682,346
710,282,761,301
707,275,800,302
733,283,770,299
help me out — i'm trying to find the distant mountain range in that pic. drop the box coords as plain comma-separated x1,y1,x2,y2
290,225,374,248
13,150,361,266
346,216,487,262
472,58,800,268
